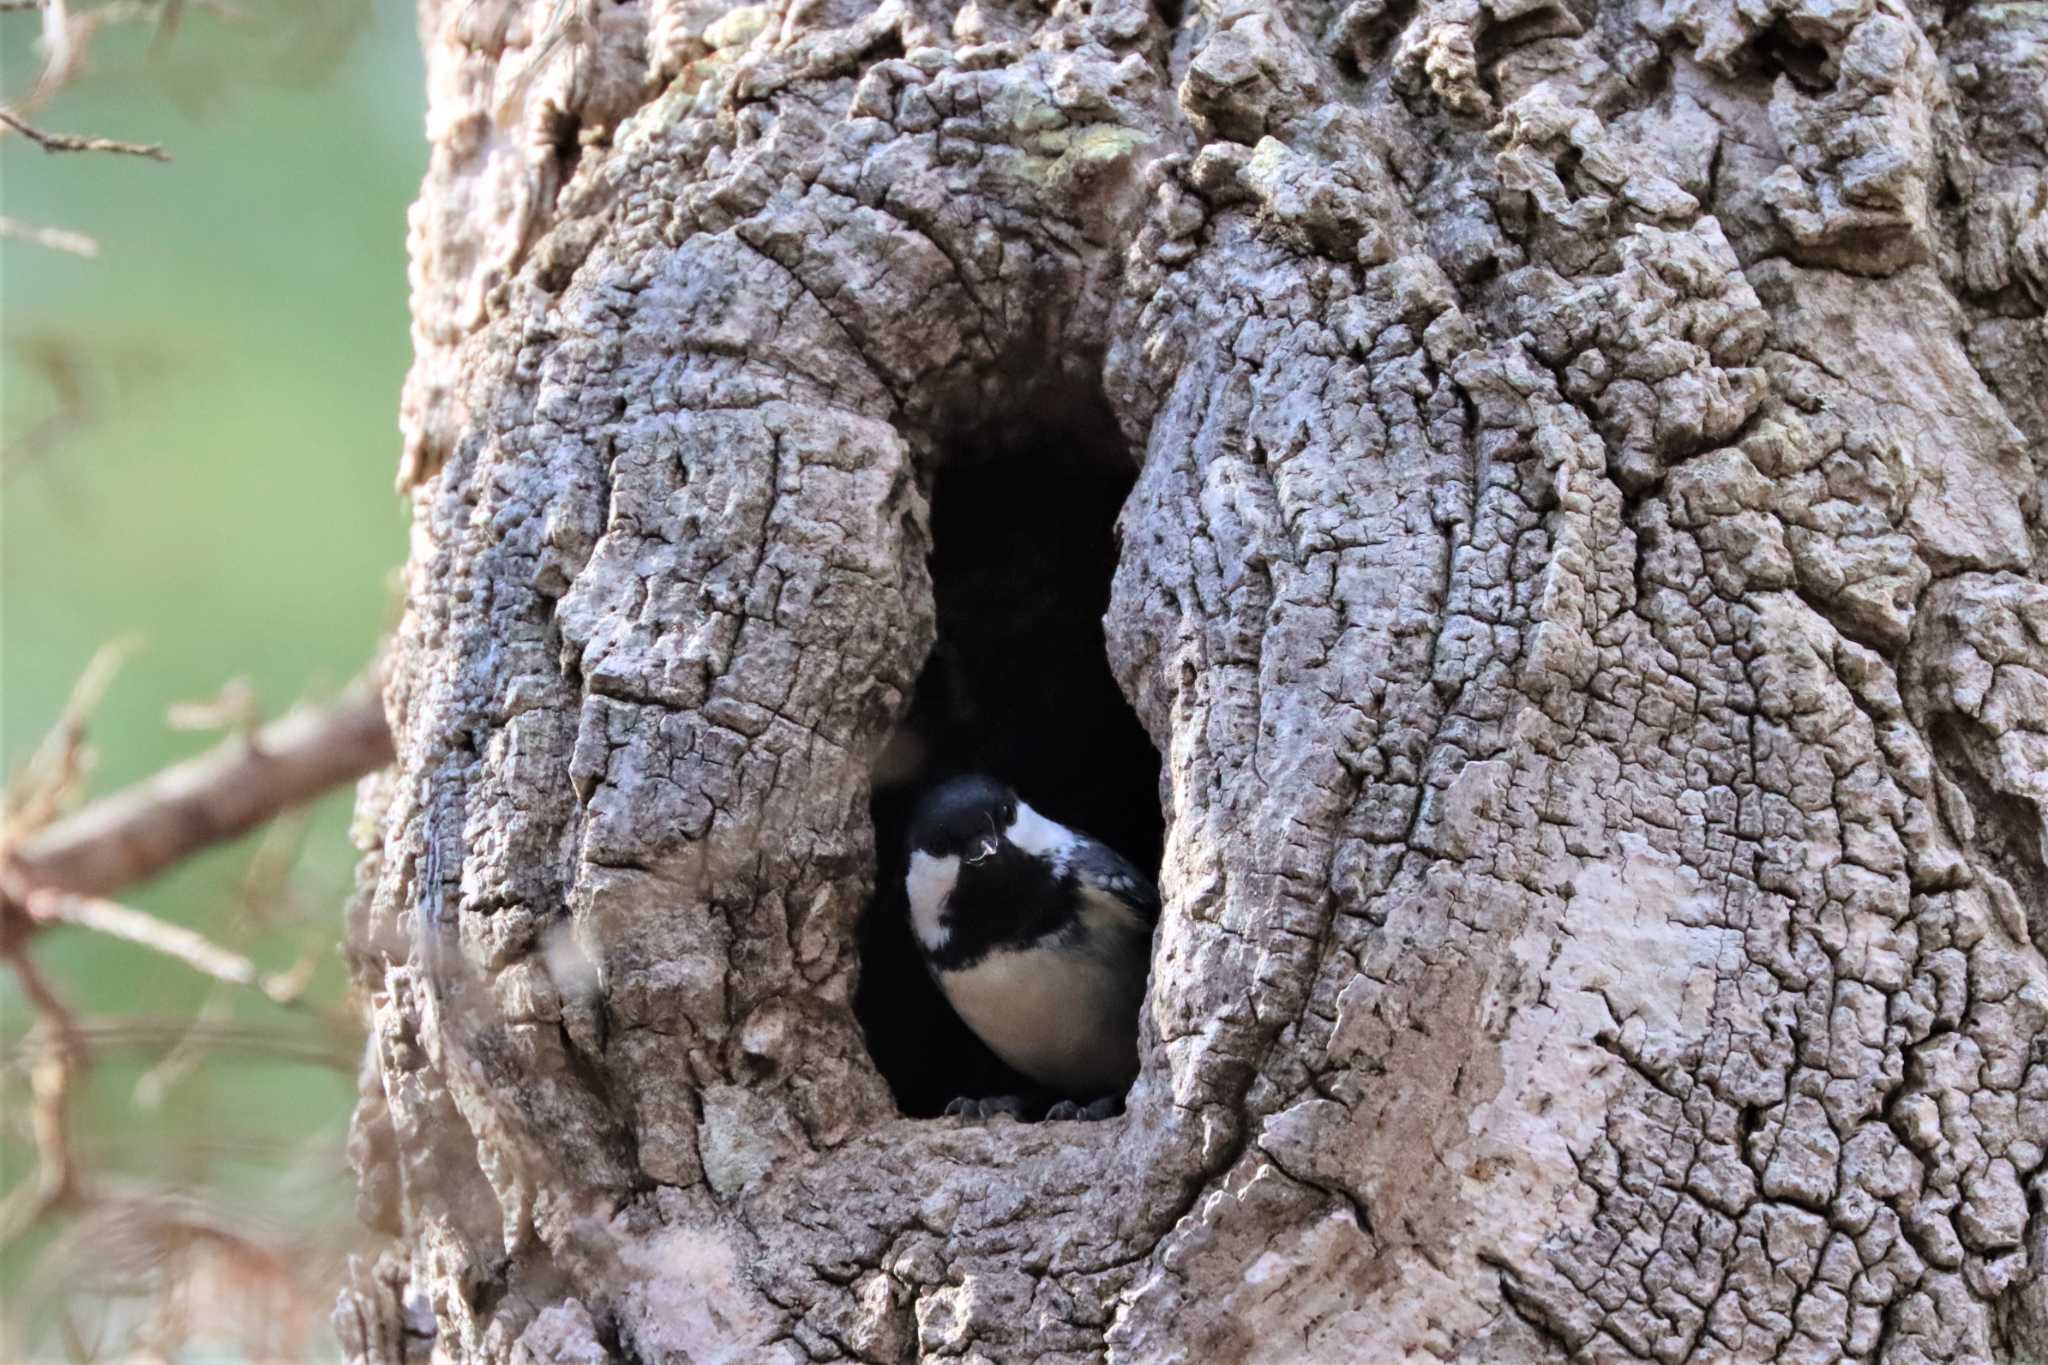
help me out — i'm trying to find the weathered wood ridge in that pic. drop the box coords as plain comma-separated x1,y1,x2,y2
339,0,2048,1359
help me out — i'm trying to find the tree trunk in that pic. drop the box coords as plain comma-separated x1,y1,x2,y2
337,0,2048,1359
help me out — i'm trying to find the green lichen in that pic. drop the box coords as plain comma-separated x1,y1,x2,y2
1012,124,1149,191
705,5,772,50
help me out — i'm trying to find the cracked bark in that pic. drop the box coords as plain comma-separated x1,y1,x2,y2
339,0,2048,1359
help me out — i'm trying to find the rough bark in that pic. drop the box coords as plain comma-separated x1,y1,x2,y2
339,0,2048,1360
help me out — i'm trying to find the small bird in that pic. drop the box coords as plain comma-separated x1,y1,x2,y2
905,774,1158,1119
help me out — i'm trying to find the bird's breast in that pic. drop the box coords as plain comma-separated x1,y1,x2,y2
937,939,1140,1097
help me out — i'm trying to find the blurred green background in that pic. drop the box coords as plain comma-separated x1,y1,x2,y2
1,2,423,1354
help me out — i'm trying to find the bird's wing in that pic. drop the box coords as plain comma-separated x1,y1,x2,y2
1068,836,1160,923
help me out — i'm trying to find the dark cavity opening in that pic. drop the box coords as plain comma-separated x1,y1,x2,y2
856,394,1165,1119
1747,20,1833,92
543,105,584,180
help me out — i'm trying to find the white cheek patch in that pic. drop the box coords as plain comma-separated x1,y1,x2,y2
906,850,961,951
1004,801,1076,869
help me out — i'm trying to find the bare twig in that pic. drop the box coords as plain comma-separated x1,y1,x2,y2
235,807,311,928
0,951,87,1245
164,675,258,734
0,108,169,160
20,891,309,1004
5,637,139,834
0,214,97,255
7,679,392,905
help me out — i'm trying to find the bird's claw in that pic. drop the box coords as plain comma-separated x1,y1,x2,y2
941,1094,1121,1121
1044,1096,1121,1122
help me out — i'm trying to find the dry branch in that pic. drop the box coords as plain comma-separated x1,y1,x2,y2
0,109,169,161
0,675,390,1257
22,891,308,1004
7,680,392,906
0,951,86,1244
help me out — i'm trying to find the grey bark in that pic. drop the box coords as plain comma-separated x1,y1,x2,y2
337,0,2048,1360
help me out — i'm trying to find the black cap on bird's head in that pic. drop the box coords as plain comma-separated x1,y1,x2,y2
908,774,1019,865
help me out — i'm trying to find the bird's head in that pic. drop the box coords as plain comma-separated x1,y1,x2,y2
908,773,1017,868
904,774,1079,954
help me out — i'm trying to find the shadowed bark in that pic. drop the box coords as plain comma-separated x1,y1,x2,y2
339,0,2048,1359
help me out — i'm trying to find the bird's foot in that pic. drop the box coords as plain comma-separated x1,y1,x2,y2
1044,1096,1122,1122
943,1094,1030,1120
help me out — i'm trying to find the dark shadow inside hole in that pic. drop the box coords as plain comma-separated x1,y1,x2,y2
856,394,1165,1119
544,106,583,178
1747,20,1833,92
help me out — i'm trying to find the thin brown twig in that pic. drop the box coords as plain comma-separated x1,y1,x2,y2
4,637,138,835
235,807,311,928
164,675,259,734
0,950,87,1245
21,890,310,1005
0,108,169,160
